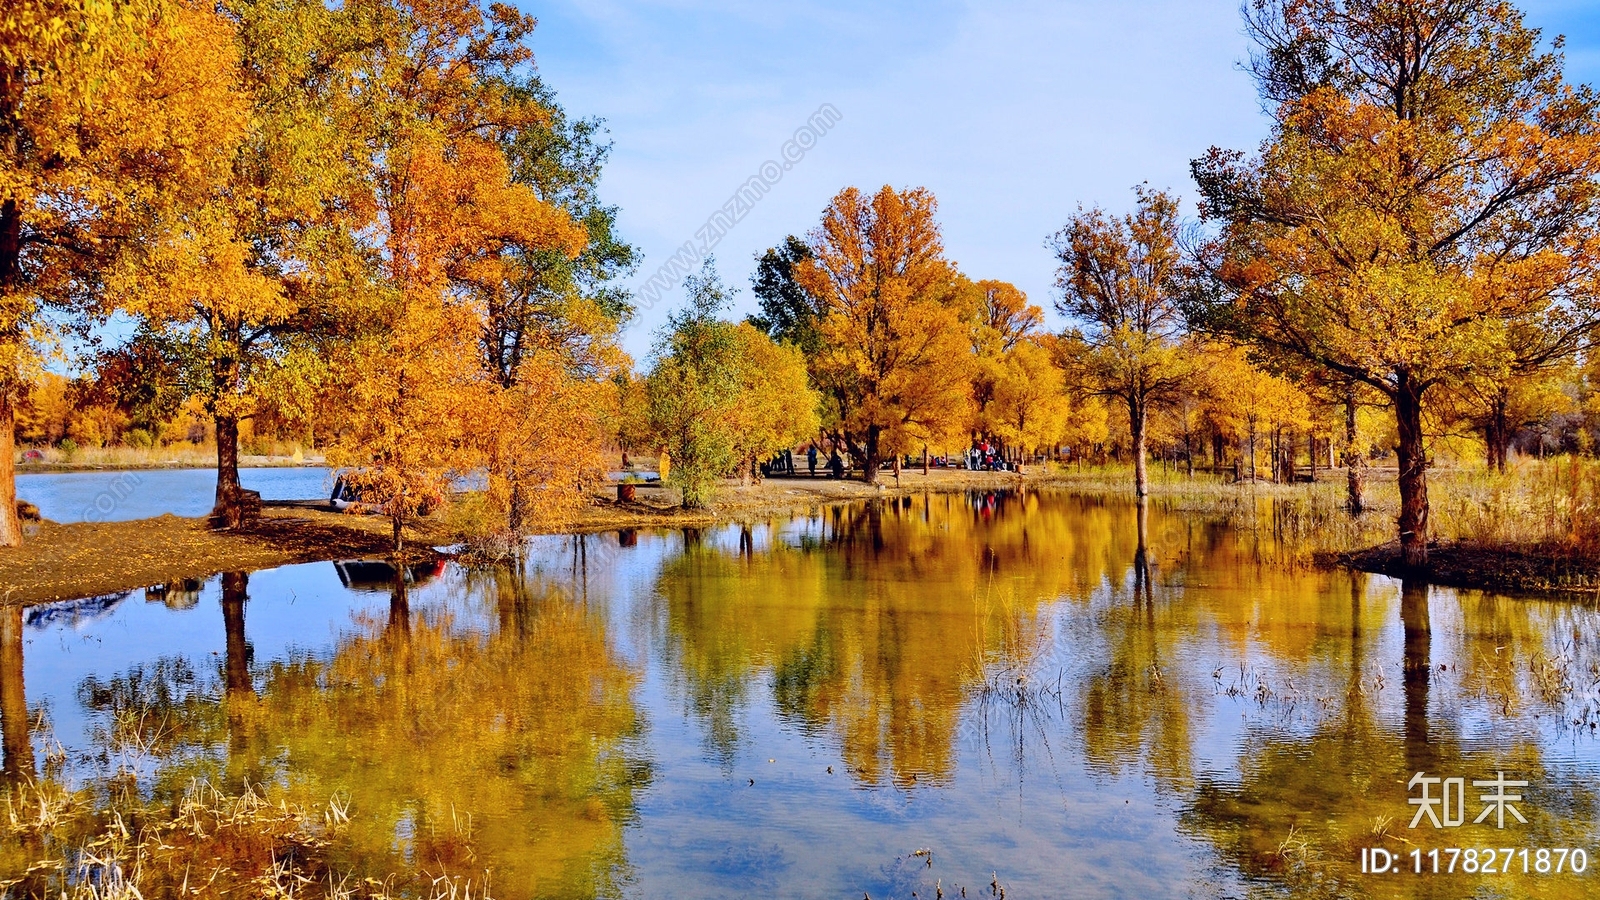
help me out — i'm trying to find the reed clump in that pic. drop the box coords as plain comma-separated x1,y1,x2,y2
0,778,493,900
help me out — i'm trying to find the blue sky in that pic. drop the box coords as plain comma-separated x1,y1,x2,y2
521,0,1600,362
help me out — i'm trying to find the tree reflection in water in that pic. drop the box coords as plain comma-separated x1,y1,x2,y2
2,492,1600,898
0,606,32,786
653,493,1093,788
39,559,649,900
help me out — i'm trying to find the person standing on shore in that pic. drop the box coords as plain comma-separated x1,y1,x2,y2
807,444,818,477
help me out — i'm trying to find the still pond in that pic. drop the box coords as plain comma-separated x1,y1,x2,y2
2,491,1598,898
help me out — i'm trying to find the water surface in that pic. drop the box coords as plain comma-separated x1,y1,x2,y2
2,491,1597,898
16,467,334,522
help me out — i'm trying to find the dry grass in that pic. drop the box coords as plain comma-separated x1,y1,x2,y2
0,778,493,900
1053,457,1600,551
16,444,322,471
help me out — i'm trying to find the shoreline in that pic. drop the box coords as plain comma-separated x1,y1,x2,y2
4,467,1594,606
18,458,326,473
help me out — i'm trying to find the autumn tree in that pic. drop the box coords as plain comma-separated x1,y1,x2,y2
0,0,245,546
1443,366,1575,471
1051,186,1192,496
726,323,819,484
968,279,1044,354
323,0,585,551
965,278,1054,457
467,74,637,533
795,186,973,483
98,0,377,528
1190,0,1600,568
988,337,1072,460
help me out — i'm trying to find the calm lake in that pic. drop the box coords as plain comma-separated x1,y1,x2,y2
16,467,334,522
3,491,1598,898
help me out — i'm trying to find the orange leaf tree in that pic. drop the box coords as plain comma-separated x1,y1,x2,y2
1050,186,1194,497
1190,0,1600,568
0,0,245,545
795,186,973,483
321,0,586,551
103,0,373,528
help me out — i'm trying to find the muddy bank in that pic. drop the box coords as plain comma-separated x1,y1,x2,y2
0,508,438,606
1,469,1032,605
1330,542,1600,599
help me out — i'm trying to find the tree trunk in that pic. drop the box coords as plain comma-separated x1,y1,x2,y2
211,413,243,529
1395,374,1430,570
0,385,18,547
1246,418,1258,483
391,513,404,553
0,180,22,549
388,564,411,638
1485,386,1510,473
1130,396,1149,497
221,572,253,698
0,606,29,785
508,478,525,534
1133,496,1151,592
1400,578,1431,774
922,446,928,475
1343,385,1365,514
861,426,881,485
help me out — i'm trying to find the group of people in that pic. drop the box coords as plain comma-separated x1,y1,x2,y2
778,439,1019,479
962,440,1017,472
804,444,847,479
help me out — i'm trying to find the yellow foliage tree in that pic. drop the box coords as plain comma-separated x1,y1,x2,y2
0,0,245,544
107,0,373,527
1192,0,1600,567
1051,186,1193,496
796,186,973,483
324,0,585,550
727,322,820,484
989,338,1071,460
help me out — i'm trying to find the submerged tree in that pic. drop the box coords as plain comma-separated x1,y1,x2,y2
1190,0,1600,568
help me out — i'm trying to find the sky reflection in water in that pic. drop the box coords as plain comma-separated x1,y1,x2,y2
4,490,1600,898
